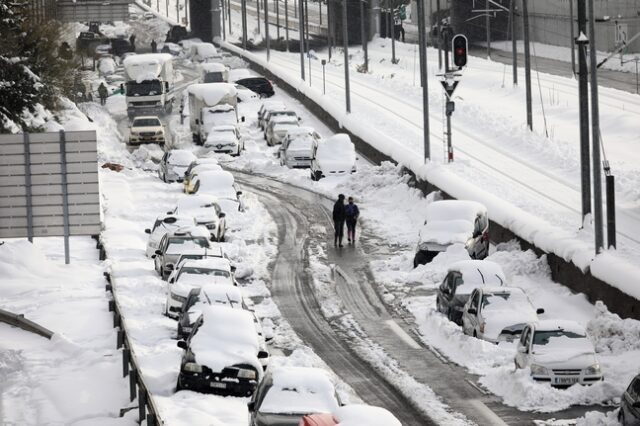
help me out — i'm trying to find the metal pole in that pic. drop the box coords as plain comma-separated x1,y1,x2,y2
58,130,70,265
360,0,367,71
588,0,603,253
322,61,326,93
327,0,332,59
606,174,616,248
577,0,592,223
222,0,226,40
522,0,533,130
305,0,310,84
265,0,270,60
186,0,190,25
319,0,322,25
176,0,180,23
486,0,490,58
342,0,351,112
242,0,248,49
276,0,280,40
299,0,305,79
294,0,297,18
417,0,430,160
228,0,232,34
636,58,639,94
23,133,34,243
285,0,289,49
157,0,159,12
390,3,396,63
212,0,221,39
570,0,576,76
437,0,441,70
510,0,517,85
166,0,169,19
257,0,261,33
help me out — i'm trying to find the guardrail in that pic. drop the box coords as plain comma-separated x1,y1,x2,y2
104,269,165,425
229,0,328,37
0,308,54,339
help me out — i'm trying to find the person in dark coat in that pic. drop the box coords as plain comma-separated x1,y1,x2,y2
98,82,108,105
332,194,346,247
150,39,157,53
345,196,360,244
129,34,136,51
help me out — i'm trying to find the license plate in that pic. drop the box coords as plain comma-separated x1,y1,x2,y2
555,377,578,385
210,382,226,389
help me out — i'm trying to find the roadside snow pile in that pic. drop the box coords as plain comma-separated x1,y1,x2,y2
588,302,640,353
335,404,402,426
574,410,620,426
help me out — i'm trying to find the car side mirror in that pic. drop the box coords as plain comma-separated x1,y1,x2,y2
536,308,545,315
169,277,175,284
167,211,173,215
145,228,151,234
257,350,269,359
166,263,174,270
195,119,200,125
230,265,237,273
247,401,255,412
218,212,226,218
297,117,301,121
155,249,162,255
177,340,188,350
467,308,477,315
236,191,242,196
241,116,245,122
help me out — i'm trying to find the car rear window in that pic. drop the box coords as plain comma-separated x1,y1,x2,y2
134,118,161,127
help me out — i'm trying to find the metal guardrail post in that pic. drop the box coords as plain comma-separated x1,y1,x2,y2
58,130,71,264
123,348,130,377
138,388,147,422
117,329,124,349
129,369,137,402
23,133,34,242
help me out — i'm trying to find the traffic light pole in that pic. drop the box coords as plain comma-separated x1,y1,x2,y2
576,0,592,224
416,0,430,161
439,34,466,163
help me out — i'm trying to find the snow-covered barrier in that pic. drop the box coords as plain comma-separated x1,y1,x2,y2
221,42,640,321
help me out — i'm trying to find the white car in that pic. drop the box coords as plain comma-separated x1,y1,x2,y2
515,320,604,387
279,127,320,168
310,134,357,181
257,101,287,129
204,125,243,156
462,286,543,343
199,62,229,83
248,366,340,425
128,115,165,146
158,150,198,183
331,405,402,426
189,42,221,63
184,163,224,194
145,213,197,257
199,104,239,142
265,116,300,146
261,108,298,132
176,305,267,395
191,170,244,213
152,226,212,279
172,194,227,241
165,257,236,318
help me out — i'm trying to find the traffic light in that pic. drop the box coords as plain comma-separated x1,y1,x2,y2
452,34,468,68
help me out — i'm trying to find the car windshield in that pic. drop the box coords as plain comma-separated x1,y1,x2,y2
259,387,337,415
133,118,161,127
166,237,209,253
204,72,224,83
211,129,235,138
180,267,230,278
126,80,163,96
203,109,236,126
481,291,528,311
533,330,586,346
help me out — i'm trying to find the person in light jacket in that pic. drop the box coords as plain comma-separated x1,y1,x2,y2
345,196,360,244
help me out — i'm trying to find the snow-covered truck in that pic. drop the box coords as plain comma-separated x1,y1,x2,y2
123,53,175,119
187,83,239,144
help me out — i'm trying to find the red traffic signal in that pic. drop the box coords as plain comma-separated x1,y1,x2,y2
452,34,468,68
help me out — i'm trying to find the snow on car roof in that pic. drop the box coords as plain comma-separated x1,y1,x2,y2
261,101,286,110
192,164,223,174
201,285,244,304
317,134,354,157
229,68,253,81
193,42,217,55
426,200,487,222
196,170,235,187
169,225,211,238
448,260,506,290
334,405,401,426
179,256,232,272
123,53,173,83
188,83,237,105
199,62,227,72
190,305,261,373
175,194,220,212
168,150,197,165
259,367,338,415
535,319,586,335
286,126,314,136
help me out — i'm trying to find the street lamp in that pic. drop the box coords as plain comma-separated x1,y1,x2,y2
321,59,327,94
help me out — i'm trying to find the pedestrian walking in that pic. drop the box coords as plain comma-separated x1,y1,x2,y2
333,194,346,247
98,82,108,105
345,196,360,244
129,34,136,51
150,39,157,53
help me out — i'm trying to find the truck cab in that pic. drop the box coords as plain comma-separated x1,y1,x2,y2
123,53,175,119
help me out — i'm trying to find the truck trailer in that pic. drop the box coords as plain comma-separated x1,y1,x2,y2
187,83,238,144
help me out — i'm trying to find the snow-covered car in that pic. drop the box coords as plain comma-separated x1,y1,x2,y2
160,42,182,56
165,257,236,318
98,57,117,76
184,163,223,194
515,320,604,387
204,125,243,156
128,115,165,145
235,77,274,98
234,83,259,102
199,62,229,83
189,42,221,63
171,194,226,241
620,373,640,425
182,157,220,193
462,286,544,343
436,260,506,325
301,405,402,426
158,149,197,183
144,213,197,257
199,104,239,142
261,108,298,132
94,44,112,58
310,134,357,181
248,366,340,426
176,286,246,339
191,170,245,213
176,305,267,395
265,116,300,146
413,200,489,267
257,101,287,129
152,226,211,279
278,127,320,168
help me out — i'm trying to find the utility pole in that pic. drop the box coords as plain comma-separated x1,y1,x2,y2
212,0,221,39
228,0,232,34
342,0,351,112
241,0,248,49
285,0,290,50
485,0,490,58
299,0,305,79
522,0,532,130
510,0,517,85
360,0,368,71
417,0,430,160
319,0,322,25
588,0,603,252
276,0,280,40
437,0,442,70
576,0,591,223
265,0,270,60
305,0,310,84
257,0,261,33
390,1,396,63
221,0,226,40
569,0,576,76
327,0,332,59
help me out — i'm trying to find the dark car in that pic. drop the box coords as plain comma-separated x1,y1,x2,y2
110,38,134,56
166,25,189,43
176,286,244,340
76,31,103,54
235,77,274,98
620,374,640,425
436,260,505,325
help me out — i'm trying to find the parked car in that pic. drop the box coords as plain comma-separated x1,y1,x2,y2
152,226,212,279
176,305,268,395
165,257,236,318
158,149,198,183
160,42,182,56
261,108,298,131
515,320,604,387
265,116,300,146
619,373,640,425
176,286,245,339
171,194,226,241
191,170,245,213
301,405,402,426
461,286,543,343
145,213,197,257
279,127,320,168
436,260,506,325
413,200,489,267
190,42,220,63
258,101,286,127
184,163,223,194
204,125,243,156
248,367,340,426
182,157,221,193
235,77,274,98
235,84,259,102
128,115,165,145
310,134,356,181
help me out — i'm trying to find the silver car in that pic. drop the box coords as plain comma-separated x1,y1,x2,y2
152,227,211,279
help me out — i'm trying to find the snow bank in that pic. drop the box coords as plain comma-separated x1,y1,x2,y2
188,83,238,106
335,404,402,426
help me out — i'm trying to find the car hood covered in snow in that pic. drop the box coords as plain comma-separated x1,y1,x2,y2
531,336,598,368
418,219,474,247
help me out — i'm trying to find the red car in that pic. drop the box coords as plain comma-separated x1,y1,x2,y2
299,414,337,426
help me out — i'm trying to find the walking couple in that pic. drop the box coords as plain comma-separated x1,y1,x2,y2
332,194,360,247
